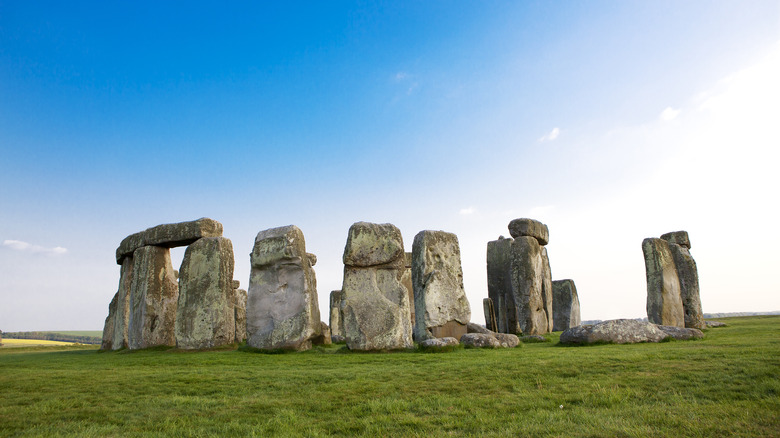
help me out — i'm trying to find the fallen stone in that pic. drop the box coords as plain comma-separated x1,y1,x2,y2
483,298,498,332
176,237,236,349
510,236,550,335
494,333,520,348
329,290,344,340
420,337,459,348
412,230,470,341
661,231,691,249
559,319,667,345
657,325,704,340
116,218,223,264
642,238,685,327
466,322,494,335
111,256,134,350
705,321,727,328
127,246,179,349
100,292,118,350
668,242,705,329
246,225,321,351
520,335,548,343
331,335,346,343
508,218,549,246
487,237,517,334
552,279,581,331
460,333,501,348
342,222,404,267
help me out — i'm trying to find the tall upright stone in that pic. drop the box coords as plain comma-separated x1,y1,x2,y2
486,236,515,334
329,290,344,341
412,230,471,341
402,252,414,326
662,231,705,329
100,292,118,350
111,256,134,350
552,279,580,331
509,236,550,335
234,288,247,343
175,237,236,349
246,225,321,351
642,238,685,327
483,298,497,332
128,246,179,349
341,222,413,351
540,247,554,332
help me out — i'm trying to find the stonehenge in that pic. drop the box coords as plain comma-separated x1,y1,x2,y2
643,231,704,329
552,279,581,331
328,290,345,343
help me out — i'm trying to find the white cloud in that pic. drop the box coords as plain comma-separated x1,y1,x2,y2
459,207,476,215
659,106,681,121
538,127,560,142
3,240,68,256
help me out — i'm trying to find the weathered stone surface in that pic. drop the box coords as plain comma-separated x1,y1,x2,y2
331,335,346,343
657,325,704,340
234,288,247,343
520,335,548,343
643,238,685,327
307,253,317,267
510,236,550,335
668,243,705,329
661,231,691,249
412,230,471,342
342,222,404,268
128,246,179,349
559,319,667,345
508,218,549,246
705,321,727,328
460,333,501,348
341,222,412,351
329,290,344,340
494,333,520,348
552,279,581,331
313,322,332,346
402,252,414,327
467,322,493,335
111,256,134,350
247,226,321,351
116,218,223,264
487,237,516,334
540,247,554,332
420,337,459,348
232,280,240,289
175,237,236,349
100,292,118,350
483,298,498,332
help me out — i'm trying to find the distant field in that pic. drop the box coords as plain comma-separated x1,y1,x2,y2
54,331,103,338
1,338,78,347
0,316,778,437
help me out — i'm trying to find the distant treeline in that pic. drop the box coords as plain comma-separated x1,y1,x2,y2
0,331,102,345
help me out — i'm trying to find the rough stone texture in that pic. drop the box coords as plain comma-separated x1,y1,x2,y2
508,218,549,246
540,247,554,332
552,279,581,331
668,243,705,329
342,222,404,267
643,238,685,327
657,325,704,340
234,288,247,343
483,298,498,332
494,333,520,348
705,321,727,328
486,237,516,334
331,335,346,343
128,246,179,349
111,256,134,350
329,290,344,340
307,253,317,267
520,335,548,343
559,319,668,345
232,280,240,289
510,236,550,335
247,225,321,351
661,231,691,249
466,322,493,335
175,237,236,349
420,337,459,348
100,292,118,350
460,333,501,348
341,222,412,351
412,230,471,342
313,322,332,346
402,252,414,327
116,218,223,264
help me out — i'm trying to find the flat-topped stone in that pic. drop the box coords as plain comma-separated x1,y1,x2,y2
250,225,307,268
420,337,459,348
343,222,404,267
657,325,704,340
508,218,549,246
559,319,667,345
661,231,691,249
460,333,500,348
116,218,223,264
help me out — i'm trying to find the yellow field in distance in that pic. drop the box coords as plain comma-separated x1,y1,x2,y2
1,339,78,347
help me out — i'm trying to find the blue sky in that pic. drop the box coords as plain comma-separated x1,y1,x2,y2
1,1,779,331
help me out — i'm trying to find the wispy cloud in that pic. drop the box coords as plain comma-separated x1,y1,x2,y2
392,71,419,95
393,72,409,82
660,107,681,121
459,207,476,215
538,127,560,142
3,240,68,256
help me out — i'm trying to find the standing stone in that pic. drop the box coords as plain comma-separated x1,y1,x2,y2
540,247,554,332
175,237,236,349
642,238,685,327
552,279,581,331
663,233,705,329
412,230,471,341
483,298,498,332
111,256,134,350
341,222,413,351
246,225,321,351
402,252,415,326
100,292,118,350
234,288,247,343
486,237,516,334
128,246,179,349
510,236,550,335
313,321,332,346
329,290,345,341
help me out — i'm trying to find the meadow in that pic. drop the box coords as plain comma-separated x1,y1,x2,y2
0,316,777,437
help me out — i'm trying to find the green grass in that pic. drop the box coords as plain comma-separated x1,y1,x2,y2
53,331,104,338
1,316,778,437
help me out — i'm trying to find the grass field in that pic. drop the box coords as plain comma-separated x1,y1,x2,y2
0,316,778,437
0,338,79,348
